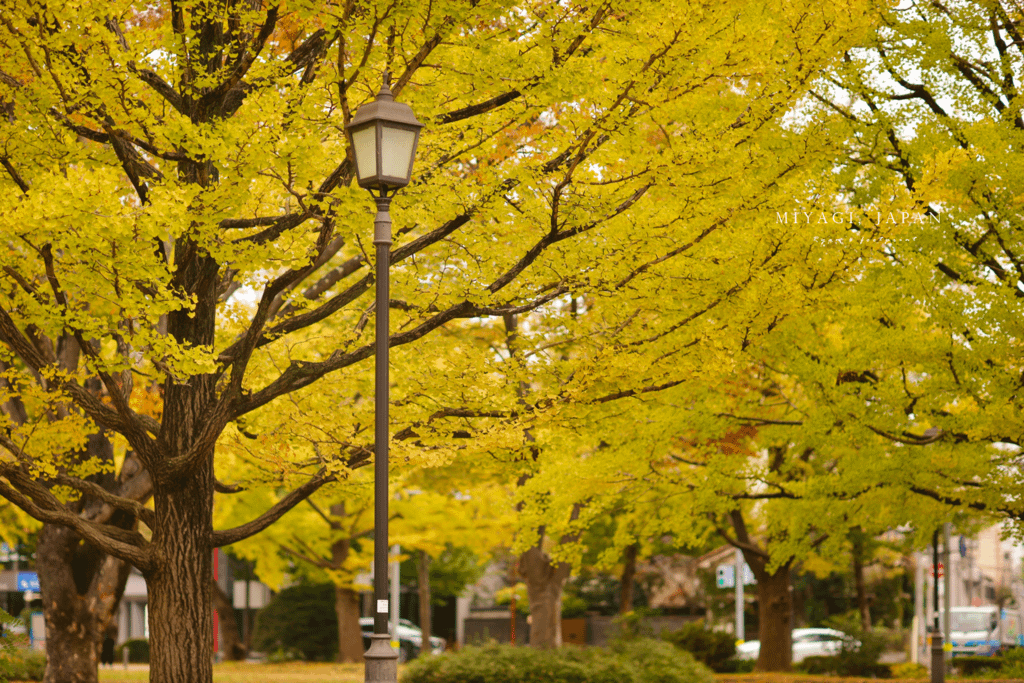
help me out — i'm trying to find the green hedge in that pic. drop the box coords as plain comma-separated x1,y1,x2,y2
0,648,46,682
796,654,890,678
401,639,714,683
661,621,736,672
955,655,1003,676
252,583,337,661
115,638,150,664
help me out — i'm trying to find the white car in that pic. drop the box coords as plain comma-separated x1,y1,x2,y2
736,628,852,662
359,617,445,662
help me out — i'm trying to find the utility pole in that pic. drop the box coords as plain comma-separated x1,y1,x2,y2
943,524,952,673
914,551,924,664
735,548,745,643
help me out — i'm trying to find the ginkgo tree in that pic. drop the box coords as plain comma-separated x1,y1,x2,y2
215,461,513,663
0,0,880,680
767,0,1024,531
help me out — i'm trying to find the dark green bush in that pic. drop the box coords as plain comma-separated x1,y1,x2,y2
252,583,337,661
715,658,755,673
661,620,736,671
818,612,887,677
954,655,1004,676
609,639,714,683
401,639,713,683
0,648,46,681
796,654,890,678
114,638,150,664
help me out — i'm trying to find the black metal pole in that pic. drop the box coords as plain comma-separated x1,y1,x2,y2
365,194,398,683
931,529,944,683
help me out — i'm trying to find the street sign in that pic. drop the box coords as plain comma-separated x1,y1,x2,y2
959,536,968,558
742,563,756,585
716,565,735,588
17,571,39,591
930,562,944,579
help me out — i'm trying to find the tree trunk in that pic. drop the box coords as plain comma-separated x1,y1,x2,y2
146,460,214,683
619,544,637,614
335,585,364,663
519,545,571,648
213,580,246,661
852,531,871,631
417,550,432,651
750,560,793,672
37,429,136,683
326,510,364,664
37,524,100,683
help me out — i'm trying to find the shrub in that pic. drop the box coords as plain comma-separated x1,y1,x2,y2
954,655,1003,676
890,661,928,679
115,638,150,664
0,648,46,681
796,654,890,678
715,658,755,673
252,582,337,661
400,639,714,683
610,639,714,683
661,620,736,672
820,612,887,677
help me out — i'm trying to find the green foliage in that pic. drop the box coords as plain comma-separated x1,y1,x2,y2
997,647,1024,680
614,608,659,641
252,583,337,662
0,609,18,654
890,662,928,679
819,612,886,676
955,650,1024,679
0,648,45,682
400,639,713,683
115,638,150,664
714,658,755,674
661,620,736,672
954,656,1003,677
401,545,486,605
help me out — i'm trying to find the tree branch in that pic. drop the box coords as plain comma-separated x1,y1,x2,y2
212,470,336,546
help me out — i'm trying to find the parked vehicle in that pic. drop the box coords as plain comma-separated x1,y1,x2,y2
949,606,1024,657
735,628,852,662
359,617,445,662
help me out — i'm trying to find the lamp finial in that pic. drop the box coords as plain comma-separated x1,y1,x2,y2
378,72,394,102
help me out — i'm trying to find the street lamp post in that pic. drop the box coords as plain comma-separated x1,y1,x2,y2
347,74,424,683
931,529,945,683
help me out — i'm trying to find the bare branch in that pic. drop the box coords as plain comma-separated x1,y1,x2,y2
212,470,336,546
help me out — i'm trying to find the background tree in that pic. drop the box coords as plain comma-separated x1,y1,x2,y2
0,0,880,679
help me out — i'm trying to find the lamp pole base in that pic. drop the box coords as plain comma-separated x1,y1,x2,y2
930,632,945,683
365,634,399,683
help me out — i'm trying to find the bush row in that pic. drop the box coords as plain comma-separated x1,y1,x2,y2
401,639,713,683
0,649,46,682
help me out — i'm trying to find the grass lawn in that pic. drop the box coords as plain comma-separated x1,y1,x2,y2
714,676,1019,683
91,668,1023,683
98,662,377,682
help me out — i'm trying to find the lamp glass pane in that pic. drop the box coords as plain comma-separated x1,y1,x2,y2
380,126,417,181
352,126,378,180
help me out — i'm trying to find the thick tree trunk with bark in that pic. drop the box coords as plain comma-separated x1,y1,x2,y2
851,531,871,631
146,456,215,683
750,559,793,672
619,544,637,614
36,424,137,683
327,508,364,664
335,585,364,663
417,551,432,650
519,545,571,648
38,524,100,683
727,509,794,673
